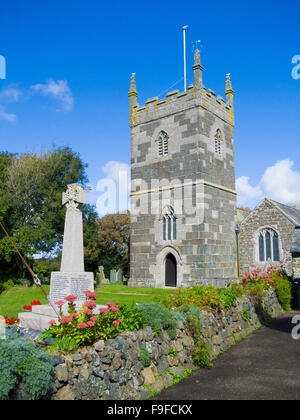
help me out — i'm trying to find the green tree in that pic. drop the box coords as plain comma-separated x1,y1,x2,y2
84,212,130,278
0,147,97,280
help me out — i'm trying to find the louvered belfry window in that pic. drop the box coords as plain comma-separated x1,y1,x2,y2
158,131,169,157
215,129,222,155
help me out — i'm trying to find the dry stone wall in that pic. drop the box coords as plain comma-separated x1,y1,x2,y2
44,290,283,400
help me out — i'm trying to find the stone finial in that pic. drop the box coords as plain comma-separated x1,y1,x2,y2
129,73,137,94
128,73,138,126
225,73,233,95
193,49,203,92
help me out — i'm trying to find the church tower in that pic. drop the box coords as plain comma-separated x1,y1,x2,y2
129,50,237,288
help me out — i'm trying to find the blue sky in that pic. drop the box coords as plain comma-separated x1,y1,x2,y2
0,0,299,212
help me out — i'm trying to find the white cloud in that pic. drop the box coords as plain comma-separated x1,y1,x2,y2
102,161,130,183
237,159,300,209
0,105,16,122
236,176,262,207
31,79,74,112
0,86,22,102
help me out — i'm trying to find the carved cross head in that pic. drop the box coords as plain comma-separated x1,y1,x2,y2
62,183,87,209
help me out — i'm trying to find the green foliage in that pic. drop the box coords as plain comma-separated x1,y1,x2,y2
217,288,237,309
139,345,151,367
50,337,78,353
84,212,130,278
178,303,201,318
115,304,144,332
137,302,184,336
270,273,292,311
0,147,97,281
243,309,250,321
161,285,239,312
192,335,213,368
0,331,53,400
168,346,177,357
2,279,15,291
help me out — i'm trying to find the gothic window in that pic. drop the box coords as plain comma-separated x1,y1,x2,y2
162,206,176,241
158,131,169,157
258,229,280,262
215,129,222,155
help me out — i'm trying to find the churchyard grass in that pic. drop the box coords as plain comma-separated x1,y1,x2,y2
98,282,175,295
0,286,50,319
0,284,174,319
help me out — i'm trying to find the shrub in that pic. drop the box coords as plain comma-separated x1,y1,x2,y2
2,279,15,291
139,345,151,367
160,285,239,312
0,331,53,400
178,304,201,318
270,273,292,310
217,288,237,309
137,302,185,338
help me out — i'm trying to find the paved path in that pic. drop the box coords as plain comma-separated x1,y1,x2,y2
155,311,300,400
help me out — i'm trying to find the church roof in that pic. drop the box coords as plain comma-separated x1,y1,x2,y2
268,200,300,226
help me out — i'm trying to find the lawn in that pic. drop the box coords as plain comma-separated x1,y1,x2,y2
0,283,174,319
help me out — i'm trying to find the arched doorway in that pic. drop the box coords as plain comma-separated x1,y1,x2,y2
165,253,177,287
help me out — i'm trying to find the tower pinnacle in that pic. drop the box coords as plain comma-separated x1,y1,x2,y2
193,49,203,91
128,73,138,126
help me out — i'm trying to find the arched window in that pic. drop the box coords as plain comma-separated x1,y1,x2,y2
258,228,280,262
158,131,169,157
215,129,222,155
162,206,176,241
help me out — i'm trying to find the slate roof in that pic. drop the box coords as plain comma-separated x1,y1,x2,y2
269,200,300,226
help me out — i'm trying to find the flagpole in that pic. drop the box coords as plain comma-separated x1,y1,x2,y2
183,25,188,92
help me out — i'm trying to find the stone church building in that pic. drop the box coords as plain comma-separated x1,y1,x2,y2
128,49,300,288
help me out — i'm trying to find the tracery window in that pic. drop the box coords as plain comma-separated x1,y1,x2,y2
258,228,279,262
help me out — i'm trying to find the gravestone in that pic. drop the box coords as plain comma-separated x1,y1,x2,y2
116,269,123,283
96,265,109,287
110,269,117,284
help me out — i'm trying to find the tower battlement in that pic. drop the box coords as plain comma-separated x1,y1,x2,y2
129,50,234,128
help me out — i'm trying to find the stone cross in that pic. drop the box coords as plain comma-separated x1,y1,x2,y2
49,183,94,306
62,183,87,209
60,184,86,273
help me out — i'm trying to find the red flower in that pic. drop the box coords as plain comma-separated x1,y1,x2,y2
78,322,88,329
84,301,96,309
64,295,77,303
84,309,92,315
100,308,109,314
55,301,65,307
61,316,72,324
87,321,95,327
48,320,56,325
